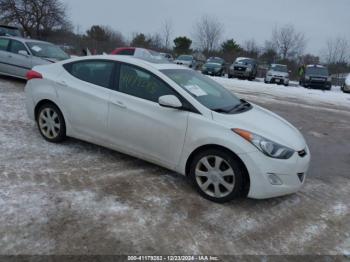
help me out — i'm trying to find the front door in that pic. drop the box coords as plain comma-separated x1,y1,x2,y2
8,39,32,78
108,63,189,169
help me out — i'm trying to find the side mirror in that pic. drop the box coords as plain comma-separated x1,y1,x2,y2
18,50,29,56
159,95,182,109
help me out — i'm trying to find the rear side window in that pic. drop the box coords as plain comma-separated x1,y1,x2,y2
0,38,10,51
64,60,115,88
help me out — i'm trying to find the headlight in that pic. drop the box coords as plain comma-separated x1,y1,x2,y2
233,129,295,159
246,66,252,72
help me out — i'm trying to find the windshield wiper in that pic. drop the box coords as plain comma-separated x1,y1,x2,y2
212,100,251,114
229,99,251,113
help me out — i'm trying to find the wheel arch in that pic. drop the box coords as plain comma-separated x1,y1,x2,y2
34,99,65,122
185,144,250,196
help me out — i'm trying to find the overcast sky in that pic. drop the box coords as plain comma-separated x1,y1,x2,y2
63,0,350,56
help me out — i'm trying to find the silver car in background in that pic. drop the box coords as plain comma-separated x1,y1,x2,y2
0,36,69,79
265,64,290,86
174,55,197,69
341,74,350,93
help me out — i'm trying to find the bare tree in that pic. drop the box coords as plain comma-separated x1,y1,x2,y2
193,15,223,54
271,24,306,60
244,39,260,58
161,19,173,49
323,37,349,65
0,0,68,38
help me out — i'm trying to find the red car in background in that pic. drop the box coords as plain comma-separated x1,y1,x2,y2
111,47,137,55
111,47,170,63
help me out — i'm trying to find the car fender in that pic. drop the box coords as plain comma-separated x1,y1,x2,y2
26,78,72,133
175,113,258,175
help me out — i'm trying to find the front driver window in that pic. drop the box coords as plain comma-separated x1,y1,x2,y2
118,64,177,103
9,40,27,54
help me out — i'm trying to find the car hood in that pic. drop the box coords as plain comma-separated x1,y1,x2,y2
175,60,191,65
233,63,249,68
269,70,288,77
306,74,328,78
212,104,306,151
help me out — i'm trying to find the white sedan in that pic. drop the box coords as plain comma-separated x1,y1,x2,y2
25,55,311,203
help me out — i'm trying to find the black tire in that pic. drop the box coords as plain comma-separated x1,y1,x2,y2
228,74,232,79
36,102,66,143
189,149,245,203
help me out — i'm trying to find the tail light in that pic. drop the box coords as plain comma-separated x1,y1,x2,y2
26,70,43,80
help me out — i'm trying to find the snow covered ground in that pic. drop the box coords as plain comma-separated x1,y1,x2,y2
212,77,350,109
0,76,350,256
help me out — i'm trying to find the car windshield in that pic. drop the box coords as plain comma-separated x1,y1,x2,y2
0,27,21,37
27,42,70,61
177,55,192,61
207,58,223,64
161,69,242,112
306,67,329,76
134,49,169,64
235,58,254,65
271,65,288,72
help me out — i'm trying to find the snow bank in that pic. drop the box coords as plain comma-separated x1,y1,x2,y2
212,77,350,108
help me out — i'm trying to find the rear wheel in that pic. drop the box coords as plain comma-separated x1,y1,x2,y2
189,149,244,203
37,103,66,143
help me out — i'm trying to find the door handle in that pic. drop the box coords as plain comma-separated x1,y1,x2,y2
111,99,127,109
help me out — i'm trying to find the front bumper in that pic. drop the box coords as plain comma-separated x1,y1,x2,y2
266,76,289,85
239,147,311,199
230,69,251,77
202,69,222,76
304,80,332,89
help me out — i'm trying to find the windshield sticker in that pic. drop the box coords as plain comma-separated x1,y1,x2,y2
184,85,207,97
31,46,42,52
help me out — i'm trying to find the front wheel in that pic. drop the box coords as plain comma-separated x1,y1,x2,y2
37,103,66,143
189,149,244,203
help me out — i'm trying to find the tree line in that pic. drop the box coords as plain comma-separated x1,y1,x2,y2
1,0,349,78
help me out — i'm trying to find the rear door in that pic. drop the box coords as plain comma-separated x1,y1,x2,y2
58,60,115,141
7,39,32,78
0,38,11,75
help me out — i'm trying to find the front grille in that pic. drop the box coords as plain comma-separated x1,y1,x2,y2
234,66,246,71
297,173,305,183
298,150,307,158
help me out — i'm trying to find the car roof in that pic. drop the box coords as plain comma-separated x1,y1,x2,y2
271,64,287,67
236,57,254,61
64,55,190,71
0,36,52,44
307,64,326,68
0,25,20,30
